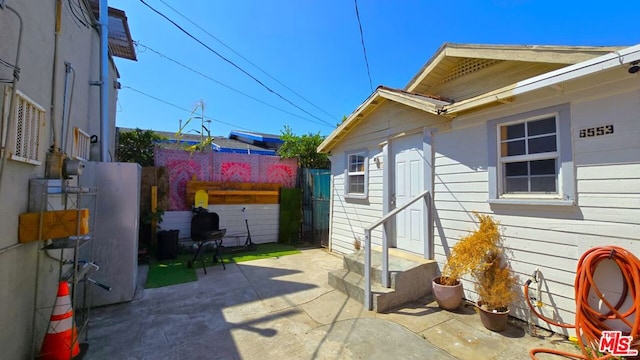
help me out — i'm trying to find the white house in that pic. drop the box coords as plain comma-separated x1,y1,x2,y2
318,43,640,335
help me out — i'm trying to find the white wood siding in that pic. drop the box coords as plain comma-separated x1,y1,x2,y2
329,101,443,255
432,82,640,336
163,205,281,245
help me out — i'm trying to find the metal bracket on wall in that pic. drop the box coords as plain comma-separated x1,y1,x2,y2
90,81,103,86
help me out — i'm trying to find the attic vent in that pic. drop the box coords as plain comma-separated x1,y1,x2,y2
438,59,500,85
10,90,45,165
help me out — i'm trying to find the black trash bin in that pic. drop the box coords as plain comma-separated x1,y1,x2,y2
157,229,179,260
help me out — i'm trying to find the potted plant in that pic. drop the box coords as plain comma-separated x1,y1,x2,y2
432,213,505,311
473,251,517,331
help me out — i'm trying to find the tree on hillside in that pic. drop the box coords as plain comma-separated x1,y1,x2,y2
116,128,165,166
277,125,330,169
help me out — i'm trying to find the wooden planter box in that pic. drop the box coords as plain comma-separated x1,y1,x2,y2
19,209,90,242
186,181,281,206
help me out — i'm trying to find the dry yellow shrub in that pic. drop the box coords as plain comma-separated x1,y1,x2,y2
440,213,501,285
439,212,517,310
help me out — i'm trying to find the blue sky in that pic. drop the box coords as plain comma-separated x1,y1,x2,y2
110,0,637,138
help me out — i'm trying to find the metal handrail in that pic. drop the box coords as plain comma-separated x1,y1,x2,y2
363,189,431,310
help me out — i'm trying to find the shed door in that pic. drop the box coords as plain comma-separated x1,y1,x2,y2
392,133,424,255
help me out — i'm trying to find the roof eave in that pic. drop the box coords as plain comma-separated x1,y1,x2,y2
318,91,384,153
317,88,449,153
405,43,628,93
444,44,640,114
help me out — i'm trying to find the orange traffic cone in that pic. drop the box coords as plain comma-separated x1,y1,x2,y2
39,282,80,360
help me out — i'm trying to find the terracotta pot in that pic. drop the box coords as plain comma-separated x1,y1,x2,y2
477,301,509,332
432,276,464,310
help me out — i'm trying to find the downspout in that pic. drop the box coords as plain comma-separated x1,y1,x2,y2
99,0,109,161
0,5,23,194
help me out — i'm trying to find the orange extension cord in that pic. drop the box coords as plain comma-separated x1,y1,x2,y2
525,245,640,360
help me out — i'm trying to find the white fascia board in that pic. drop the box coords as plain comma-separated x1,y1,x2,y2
317,90,383,153
445,44,640,114
512,44,640,95
378,89,447,115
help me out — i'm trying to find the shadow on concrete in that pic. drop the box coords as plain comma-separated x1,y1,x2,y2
87,261,318,359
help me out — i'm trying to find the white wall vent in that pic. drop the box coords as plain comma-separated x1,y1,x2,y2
9,90,45,165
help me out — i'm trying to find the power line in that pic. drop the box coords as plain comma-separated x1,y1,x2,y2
353,0,374,92
134,41,333,129
67,0,90,29
121,85,253,132
157,0,337,122
138,0,335,128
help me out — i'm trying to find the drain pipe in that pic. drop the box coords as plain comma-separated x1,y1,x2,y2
99,0,109,161
0,5,23,195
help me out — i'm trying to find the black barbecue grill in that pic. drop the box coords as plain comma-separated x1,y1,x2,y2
189,209,226,274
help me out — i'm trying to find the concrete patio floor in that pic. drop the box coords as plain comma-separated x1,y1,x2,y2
85,248,577,359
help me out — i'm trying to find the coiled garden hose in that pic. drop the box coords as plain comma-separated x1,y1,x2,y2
525,245,640,359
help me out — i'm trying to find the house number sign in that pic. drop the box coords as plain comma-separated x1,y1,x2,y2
579,125,614,138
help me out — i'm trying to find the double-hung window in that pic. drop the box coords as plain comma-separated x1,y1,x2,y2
345,151,368,198
500,116,558,195
488,104,574,205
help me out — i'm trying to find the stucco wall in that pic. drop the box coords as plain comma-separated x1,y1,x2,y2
0,1,122,358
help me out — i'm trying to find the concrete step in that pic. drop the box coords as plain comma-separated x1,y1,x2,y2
328,268,394,311
329,249,438,313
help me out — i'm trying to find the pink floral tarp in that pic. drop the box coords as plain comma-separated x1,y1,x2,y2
155,149,298,210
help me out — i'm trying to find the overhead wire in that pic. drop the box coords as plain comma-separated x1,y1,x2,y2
134,41,332,129
138,0,335,128
120,85,253,132
157,0,337,122
67,0,90,28
0,56,19,71
76,0,93,26
353,0,374,93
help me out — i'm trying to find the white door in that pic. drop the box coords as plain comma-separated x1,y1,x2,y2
393,133,424,255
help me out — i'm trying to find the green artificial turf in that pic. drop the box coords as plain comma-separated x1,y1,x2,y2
144,242,301,289
220,242,301,264
145,255,197,289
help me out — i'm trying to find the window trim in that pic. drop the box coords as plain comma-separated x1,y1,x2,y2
344,149,369,199
498,113,560,196
487,104,575,206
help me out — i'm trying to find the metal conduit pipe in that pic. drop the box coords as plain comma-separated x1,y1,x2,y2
99,0,109,161
60,63,71,152
0,5,23,196
49,0,62,151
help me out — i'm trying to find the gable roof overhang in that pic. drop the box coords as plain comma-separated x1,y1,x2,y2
317,87,450,153
405,43,625,94
319,43,639,154
442,44,640,115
